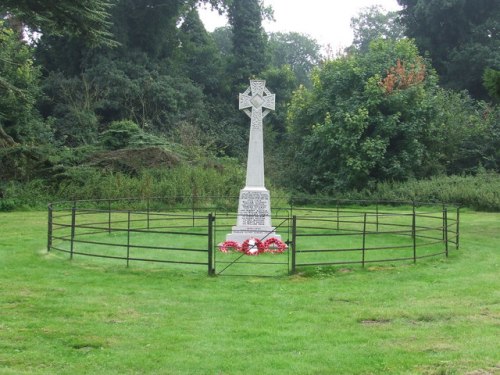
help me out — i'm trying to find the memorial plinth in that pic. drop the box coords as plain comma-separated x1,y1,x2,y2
226,80,281,243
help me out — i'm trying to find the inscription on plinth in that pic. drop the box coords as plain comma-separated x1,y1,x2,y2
226,188,279,243
238,190,270,227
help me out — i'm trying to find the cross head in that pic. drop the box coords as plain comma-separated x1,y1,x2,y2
239,80,275,125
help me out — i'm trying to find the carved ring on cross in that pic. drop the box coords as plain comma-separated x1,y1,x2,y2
239,80,276,119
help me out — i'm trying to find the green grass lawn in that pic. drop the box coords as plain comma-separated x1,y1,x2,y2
0,209,498,374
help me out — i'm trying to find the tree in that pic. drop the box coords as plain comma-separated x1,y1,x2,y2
176,8,223,95
34,1,219,145
227,0,267,87
0,0,116,46
0,0,122,148
286,36,500,193
261,65,297,135
0,21,46,147
40,72,100,146
349,5,406,53
267,32,321,87
212,26,233,57
398,0,500,99
34,0,231,73
110,0,185,59
286,39,444,192
483,68,500,102
429,93,500,174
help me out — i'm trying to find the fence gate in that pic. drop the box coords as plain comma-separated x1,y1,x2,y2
212,213,292,277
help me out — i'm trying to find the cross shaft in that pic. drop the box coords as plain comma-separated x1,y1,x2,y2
239,80,275,188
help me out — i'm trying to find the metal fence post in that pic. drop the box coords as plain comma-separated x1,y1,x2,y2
70,206,76,260
442,204,446,241
147,198,150,230
336,201,340,231
126,211,131,267
108,199,112,233
412,204,416,263
362,213,367,267
456,207,460,250
47,204,53,252
291,215,297,274
192,195,196,228
208,213,214,275
444,207,448,257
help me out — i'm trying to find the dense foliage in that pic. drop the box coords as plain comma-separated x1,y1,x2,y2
227,0,267,87
0,1,499,210
285,38,498,193
349,5,406,53
397,0,500,100
1,0,115,46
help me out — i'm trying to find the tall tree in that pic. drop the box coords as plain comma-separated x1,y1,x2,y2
350,5,406,53
0,21,45,147
212,26,233,57
227,0,267,87
267,32,321,87
177,8,223,94
483,68,500,101
398,0,500,99
0,0,115,46
0,0,119,147
111,0,184,59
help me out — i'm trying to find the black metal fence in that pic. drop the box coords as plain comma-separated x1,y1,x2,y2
47,198,460,276
48,199,216,274
289,204,459,272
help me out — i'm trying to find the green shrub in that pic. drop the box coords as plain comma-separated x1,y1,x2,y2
101,120,141,150
2,161,498,211
0,198,16,212
1,179,52,210
339,172,500,211
51,161,245,204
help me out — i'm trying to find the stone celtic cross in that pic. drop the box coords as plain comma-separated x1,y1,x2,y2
226,80,281,244
239,80,275,188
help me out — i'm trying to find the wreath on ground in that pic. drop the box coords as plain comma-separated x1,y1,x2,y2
219,238,287,255
263,238,288,254
218,240,241,253
241,238,265,255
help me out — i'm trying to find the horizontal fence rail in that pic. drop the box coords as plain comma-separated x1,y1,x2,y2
47,197,460,276
49,203,216,275
290,206,459,272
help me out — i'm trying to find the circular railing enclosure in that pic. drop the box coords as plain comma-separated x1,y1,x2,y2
47,197,460,276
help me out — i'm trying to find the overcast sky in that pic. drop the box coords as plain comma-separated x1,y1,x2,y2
199,0,402,50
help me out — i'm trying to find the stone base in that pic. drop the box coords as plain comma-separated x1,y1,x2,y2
226,186,282,244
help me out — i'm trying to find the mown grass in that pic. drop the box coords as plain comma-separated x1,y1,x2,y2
0,209,498,374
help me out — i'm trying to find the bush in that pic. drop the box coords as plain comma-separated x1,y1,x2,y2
101,120,141,150
2,160,498,211
1,179,52,210
51,161,245,203
341,172,500,211
0,198,16,212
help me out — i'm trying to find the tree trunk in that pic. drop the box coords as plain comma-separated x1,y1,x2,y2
0,126,17,148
